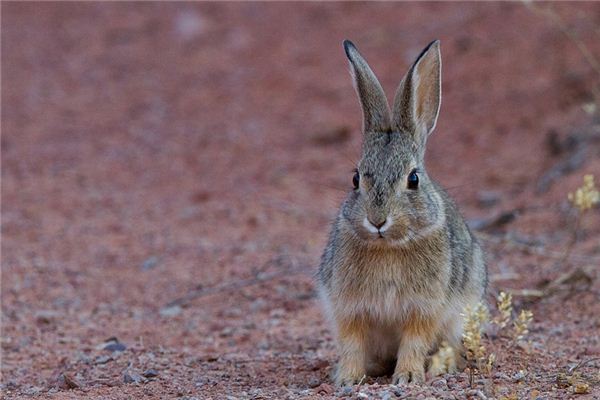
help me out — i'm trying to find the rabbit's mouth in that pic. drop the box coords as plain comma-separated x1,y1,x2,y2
362,216,392,234
360,216,399,242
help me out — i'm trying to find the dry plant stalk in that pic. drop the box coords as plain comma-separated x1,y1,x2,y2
513,309,534,342
456,300,533,381
495,291,513,329
462,303,489,370
568,174,599,212
523,1,600,105
562,174,599,266
485,353,496,375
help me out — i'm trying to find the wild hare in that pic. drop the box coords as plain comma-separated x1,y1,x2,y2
317,40,487,386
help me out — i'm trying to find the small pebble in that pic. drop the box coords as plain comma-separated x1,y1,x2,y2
103,338,126,352
431,378,448,389
310,359,329,371
513,370,526,382
315,383,334,395
308,377,320,388
391,385,404,396
142,369,159,378
141,256,159,270
477,190,501,207
467,389,487,399
123,371,144,384
574,382,590,394
35,310,59,324
159,305,182,317
95,355,112,365
61,373,81,390
381,392,394,400
340,385,353,396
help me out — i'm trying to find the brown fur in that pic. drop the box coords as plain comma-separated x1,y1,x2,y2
317,40,487,386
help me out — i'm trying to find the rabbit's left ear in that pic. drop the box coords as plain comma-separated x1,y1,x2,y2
344,40,391,134
392,40,441,147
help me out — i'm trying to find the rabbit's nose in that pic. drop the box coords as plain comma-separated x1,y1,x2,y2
370,218,386,230
363,216,391,233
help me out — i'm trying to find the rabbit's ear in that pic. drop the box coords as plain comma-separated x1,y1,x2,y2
343,40,391,133
392,40,441,147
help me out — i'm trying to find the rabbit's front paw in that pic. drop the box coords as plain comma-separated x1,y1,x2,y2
334,367,366,386
335,375,363,387
392,367,425,385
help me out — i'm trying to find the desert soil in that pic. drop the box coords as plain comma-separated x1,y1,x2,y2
2,2,600,399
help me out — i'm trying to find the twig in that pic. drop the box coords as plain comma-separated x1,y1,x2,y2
510,266,594,300
356,374,368,394
556,211,582,268
536,146,588,194
477,232,600,265
568,357,600,374
469,209,520,232
524,2,600,77
164,260,310,308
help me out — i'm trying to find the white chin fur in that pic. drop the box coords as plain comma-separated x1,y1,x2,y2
362,217,379,233
380,216,392,232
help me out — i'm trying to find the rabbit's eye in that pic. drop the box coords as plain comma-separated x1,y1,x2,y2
407,170,419,189
352,171,360,190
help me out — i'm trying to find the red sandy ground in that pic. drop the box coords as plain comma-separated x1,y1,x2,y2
2,3,600,399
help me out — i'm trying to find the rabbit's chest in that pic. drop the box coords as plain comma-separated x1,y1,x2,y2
360,281,436,322
337,257,446,323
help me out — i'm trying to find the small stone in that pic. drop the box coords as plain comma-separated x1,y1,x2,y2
315,383,334,395
477,190,501,207
308,377,320,388
474,389,487,399
35,310,59,324
219,327,234,337
142,368,159,378
95,355,112,365
513,370,526,382
62,373,81,390
431,378,448,389
104,342,126,352
574,382,590,394
310,359,329,371
123,371,144,384
23,386,42,395
391,385,404,396
493,372,510,380
340,385,353,396
357,392,369,399
159,305,182,317
381,392,394,400
141,256,159,270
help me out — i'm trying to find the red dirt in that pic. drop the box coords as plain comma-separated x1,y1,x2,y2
2,3,600,399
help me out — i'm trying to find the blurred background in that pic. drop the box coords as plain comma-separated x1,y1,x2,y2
2,2,599,398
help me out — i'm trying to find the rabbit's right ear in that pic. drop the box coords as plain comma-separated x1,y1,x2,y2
343,40,391,134
391,40,441,148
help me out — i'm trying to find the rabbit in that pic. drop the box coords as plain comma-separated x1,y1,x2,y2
317,39,488,386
